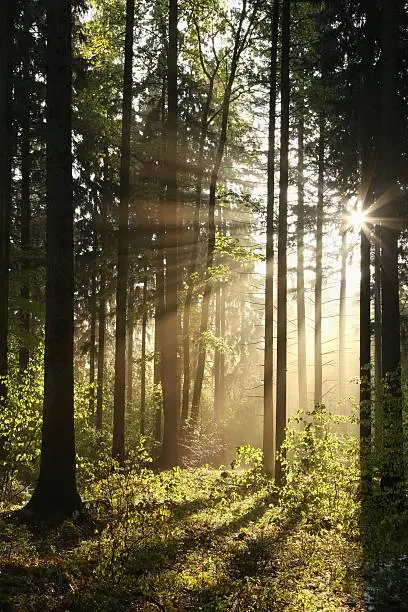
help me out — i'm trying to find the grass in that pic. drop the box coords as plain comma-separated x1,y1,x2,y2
0,462,365,611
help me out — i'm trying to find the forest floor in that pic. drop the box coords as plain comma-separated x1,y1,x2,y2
2,452,408,611
0,461,369,612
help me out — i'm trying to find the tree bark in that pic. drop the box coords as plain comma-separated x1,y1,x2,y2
379,0,404,493
160,0,180,468
263,0,279,476
112,0,134,465
89,203,97,416
374,224,382,458
140,275,147,435
25,0,81,518
96,168,109,432
314,116,324,406
296,113,307,410
0,0,13,399
275,0,290,485
339,209,347,400
19,19,31,373
126,282,134,413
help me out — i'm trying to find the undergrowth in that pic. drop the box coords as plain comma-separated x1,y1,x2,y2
0,407,370,611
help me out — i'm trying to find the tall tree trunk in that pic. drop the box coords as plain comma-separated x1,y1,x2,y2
374,224,382,458
96,169,109,432
214,280,221,423
359,0,375,495
339,210,347,400
154,266,163,444
296,113,307,410
89,203,97,416
112,0,134,465
26,0,81,518
140,274,147,435
275,0,290,485
126,282,134,412
314,116,324,406
160,0,180,468
263,0,279,475
0,0,13,399
191,2,257,426
19,20,31,372
379,0,403,493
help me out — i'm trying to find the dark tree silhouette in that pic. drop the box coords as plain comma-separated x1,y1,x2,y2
112,0,135,465
275,0,290,485
25,0,81,519
0,0,14,399
263,0,279,476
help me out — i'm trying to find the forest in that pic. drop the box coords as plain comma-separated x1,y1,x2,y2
1,0,408,609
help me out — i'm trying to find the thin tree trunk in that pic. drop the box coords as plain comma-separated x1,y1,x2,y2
0,0,13,399
26,0,81,518
112,0,134,465
19,34,31,373
275,0,290,485
126,282,134,412
296,113,307,410
314,116,324,406
374,224,382,458
379,0,403,493
140,275,147,435
89,203,97,416
96,169,109,432
339,214,347,400
160,0,180,468
214,279,221,423
359,0,375,495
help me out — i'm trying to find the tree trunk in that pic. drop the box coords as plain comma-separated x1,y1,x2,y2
359,0,375,494
19,35,31,373
0,0,13,399
140,275,147,435
214,279,221,424
339,211,347,400
89,203,97,416
25,0,81,518
296,113,307,410
96,169,109,432
263,0,279,476
160,0,180,468
314,116,324,406
126,282,134,412
112,0,134,465
374,224,382,458
154,265,163,444
379,0,404,493
275,0,290,485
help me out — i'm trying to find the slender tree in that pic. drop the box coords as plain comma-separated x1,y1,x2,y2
339,202,347,400
25,0,81,518
296,113,307,410
96,169,109,432
0,0,13,399
160,0,180,468
275,0,290,485
140,274,147,435
19,15,31,373
379,0,403,493
314,115,324,406
263,0,280,476
112,0,135,464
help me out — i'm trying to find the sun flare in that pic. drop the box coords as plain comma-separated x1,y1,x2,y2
348,208,366,231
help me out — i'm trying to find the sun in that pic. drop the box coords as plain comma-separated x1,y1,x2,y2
348,208,366,231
